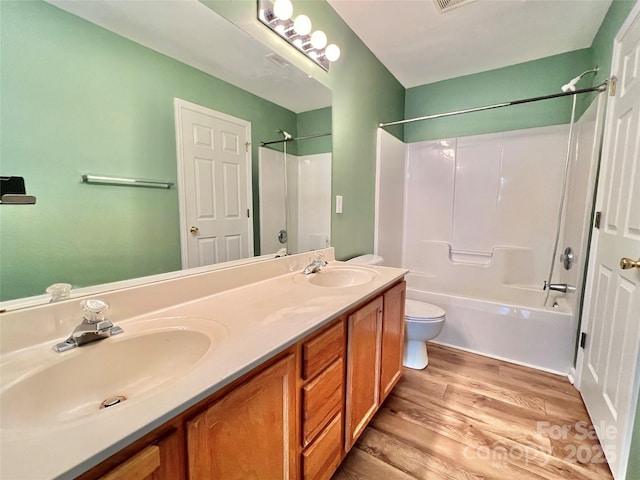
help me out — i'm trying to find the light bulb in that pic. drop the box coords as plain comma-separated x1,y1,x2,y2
273,0,293,20
325,44,340,62
293,15,312,36
274,24,286,35
310,30,327,49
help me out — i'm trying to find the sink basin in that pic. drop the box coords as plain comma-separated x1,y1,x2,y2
0,317,226,429
296,266,378,288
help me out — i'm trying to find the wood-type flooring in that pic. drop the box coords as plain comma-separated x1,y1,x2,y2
333,343,613,480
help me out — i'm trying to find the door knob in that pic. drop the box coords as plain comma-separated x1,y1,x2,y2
620,257,640,270
190,226,199,234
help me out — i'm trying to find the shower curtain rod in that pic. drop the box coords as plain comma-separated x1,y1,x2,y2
379,81,608,128
260,132,332,146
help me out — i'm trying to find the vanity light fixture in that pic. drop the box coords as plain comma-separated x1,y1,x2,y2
258,0,340,71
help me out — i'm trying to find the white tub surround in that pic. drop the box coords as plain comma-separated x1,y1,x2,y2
374,100,604,374
0,248,407,479
259,147,331,255
408,286,575,374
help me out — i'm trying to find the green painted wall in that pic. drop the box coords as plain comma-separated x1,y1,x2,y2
592,0,638,84
203,0,406,261
403,0,637,146
297,107,332,155
629,387,640,480
0,0,303,300
404,49,595,143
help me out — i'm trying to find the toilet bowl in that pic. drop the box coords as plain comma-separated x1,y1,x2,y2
403,299,445,370
346,254,446,370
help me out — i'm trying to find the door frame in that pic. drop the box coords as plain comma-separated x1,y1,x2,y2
575,3,640,478
173,98,253,268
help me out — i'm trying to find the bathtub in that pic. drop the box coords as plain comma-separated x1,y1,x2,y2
407,276,577,375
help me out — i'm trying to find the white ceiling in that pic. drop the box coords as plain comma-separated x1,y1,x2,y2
46,0,613,110
327,0,613,88
47,0,331,113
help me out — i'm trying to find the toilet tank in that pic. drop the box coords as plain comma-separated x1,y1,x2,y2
346,254,384,266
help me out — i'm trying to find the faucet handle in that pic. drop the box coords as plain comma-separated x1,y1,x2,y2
313,251,327,265
81,298,109,323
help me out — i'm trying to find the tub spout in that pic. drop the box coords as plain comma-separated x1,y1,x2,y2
543,281,576,293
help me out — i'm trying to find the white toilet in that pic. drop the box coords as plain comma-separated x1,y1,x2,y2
403,299,445,369
346,254,446,370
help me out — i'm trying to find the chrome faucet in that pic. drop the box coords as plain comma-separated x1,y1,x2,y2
543,281,576,293
303,253,328,275
53,299,123,352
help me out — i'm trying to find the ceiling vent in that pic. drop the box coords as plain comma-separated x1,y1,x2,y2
265,52,292,69
433,0,476,13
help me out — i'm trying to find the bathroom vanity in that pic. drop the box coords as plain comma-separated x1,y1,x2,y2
0,248,407,479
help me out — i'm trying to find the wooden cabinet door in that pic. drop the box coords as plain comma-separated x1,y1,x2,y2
344,297,382,451
380,281,406,402
186,353,297,479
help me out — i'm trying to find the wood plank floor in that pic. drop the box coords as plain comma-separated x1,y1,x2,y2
333,343,613,480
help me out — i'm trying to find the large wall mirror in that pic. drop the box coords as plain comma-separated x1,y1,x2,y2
0,0,332,306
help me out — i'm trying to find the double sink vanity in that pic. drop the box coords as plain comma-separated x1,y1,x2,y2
0,248,407,479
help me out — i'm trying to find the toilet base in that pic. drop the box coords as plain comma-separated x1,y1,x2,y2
403,340,429,370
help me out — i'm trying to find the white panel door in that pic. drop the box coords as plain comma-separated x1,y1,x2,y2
174,99,252,268
579,6,640,479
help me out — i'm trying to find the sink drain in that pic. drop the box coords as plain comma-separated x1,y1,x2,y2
100,395,127,409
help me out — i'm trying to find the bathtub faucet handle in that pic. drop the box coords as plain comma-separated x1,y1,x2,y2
544,282,575,293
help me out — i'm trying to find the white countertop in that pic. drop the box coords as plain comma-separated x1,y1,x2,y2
0,255,406,479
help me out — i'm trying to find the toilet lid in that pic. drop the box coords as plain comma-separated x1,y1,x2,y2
405,299,445,320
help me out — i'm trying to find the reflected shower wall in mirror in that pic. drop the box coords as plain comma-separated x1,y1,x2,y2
0,0,332,303
259,120,332,256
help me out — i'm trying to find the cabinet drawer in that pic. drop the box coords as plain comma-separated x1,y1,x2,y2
302,320,344,380
98,445,160,480
302,413,343,480
302,357,343,447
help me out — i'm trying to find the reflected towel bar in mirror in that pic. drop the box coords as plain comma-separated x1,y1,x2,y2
81,174,174,189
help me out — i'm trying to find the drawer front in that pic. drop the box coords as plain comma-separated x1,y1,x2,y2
302,413,342,480
302,320,345,380
302,358,343,447
99,445,160,480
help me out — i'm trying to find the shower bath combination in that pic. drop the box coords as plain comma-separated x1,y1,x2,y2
258,129,333,256
376,65,609,373
544,67,599,302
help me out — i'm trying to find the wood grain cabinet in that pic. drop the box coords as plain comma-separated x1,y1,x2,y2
345,297,383,450
75,280,406,480
78,428,185,480
380,281,406,402
299,318,346,480
97,445,161,480
186,353,297,479
345,281,406,450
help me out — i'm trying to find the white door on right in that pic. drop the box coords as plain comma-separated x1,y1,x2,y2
579,5,640,479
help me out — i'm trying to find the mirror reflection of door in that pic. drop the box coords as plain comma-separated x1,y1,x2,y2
174,99,253,268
